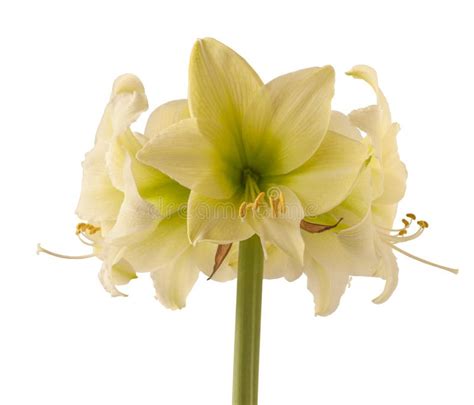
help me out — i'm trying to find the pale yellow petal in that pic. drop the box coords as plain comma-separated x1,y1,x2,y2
188,37,263,165
137,118,239,199
193,242,237,282
187,190,254,244
75,142,124,224
123,213,189,274
151,248,200,310
106,154,160,243
264,244,303,281
144,99,190,139
329,111,362,140
246,186,305,265
347,65,391,130
304,254,349,316
242,66,335,175
372,238,399,304
270,131,369,217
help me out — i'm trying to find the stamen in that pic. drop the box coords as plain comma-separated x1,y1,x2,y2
406,213,417,220
77,233,95,246
239,202,247,219
254,192,265,208
389,243,458,274
76,223,101,235
37,243,95,260
279,192,286,214
382,227,425,243
269,197,277,217
417,220,429,229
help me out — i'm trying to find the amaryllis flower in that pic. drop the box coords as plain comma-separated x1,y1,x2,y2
300,66,457,315
137,38,369,263
38,75,235,306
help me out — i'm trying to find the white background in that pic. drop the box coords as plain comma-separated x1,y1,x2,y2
1,1,473,404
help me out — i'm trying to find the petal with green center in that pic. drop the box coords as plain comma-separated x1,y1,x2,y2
187,190,254,245
246,186,305,265
242,66,335,175
131,155,189,216
151,248,200,310
106,154,160,243
269,131,369,217
137,118,239,199
188,37,263,165
123,212,189,274
144,99,190,139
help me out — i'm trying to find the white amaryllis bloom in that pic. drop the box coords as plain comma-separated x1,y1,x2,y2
38,75,236,307
299,66,457,315
137,38,369,264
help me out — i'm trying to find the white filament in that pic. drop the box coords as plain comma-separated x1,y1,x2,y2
390,243,459,274
37,243,94,260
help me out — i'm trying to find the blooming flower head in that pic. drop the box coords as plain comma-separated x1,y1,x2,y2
137,38,369,264
38,39,457,316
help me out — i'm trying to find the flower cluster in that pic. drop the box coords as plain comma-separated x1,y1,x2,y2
38,38,457,315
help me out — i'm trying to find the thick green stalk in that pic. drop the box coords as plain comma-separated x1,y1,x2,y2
232,234,264,405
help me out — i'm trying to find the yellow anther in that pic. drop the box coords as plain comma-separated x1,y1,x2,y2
269,197,277,217
278,191,286,214
398,229,408,236
254,192,265,208
402,218,410,227
406,213,417,220
238,202,248,218
76,222,100,235
417,220,429,229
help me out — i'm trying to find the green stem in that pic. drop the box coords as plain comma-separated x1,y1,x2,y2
232,234,264,405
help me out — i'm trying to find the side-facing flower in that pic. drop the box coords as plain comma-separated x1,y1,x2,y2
300,66,457,315
38,75,235,306
137,38,369,264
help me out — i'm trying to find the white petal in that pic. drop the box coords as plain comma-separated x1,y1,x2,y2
329,111,362,140
151,248,200,310
372,238,399,304
264,244,303,281
193,242,238,282
187,190,254,244
304,254,350,316
75,142,124,224
123,213,189,274
247,186,305,265
347,65,391,130
98,245,136,298
144,99,190,139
